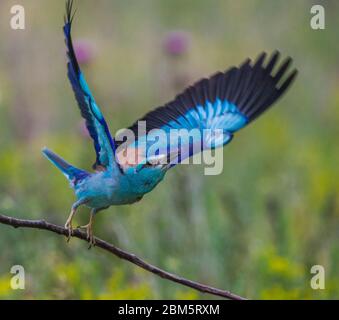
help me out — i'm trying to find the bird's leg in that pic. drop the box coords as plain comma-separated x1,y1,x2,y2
78,209,96,249
65,208,76,242
65,200,86,243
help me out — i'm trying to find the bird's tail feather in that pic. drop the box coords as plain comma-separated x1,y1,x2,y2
42,147,89,183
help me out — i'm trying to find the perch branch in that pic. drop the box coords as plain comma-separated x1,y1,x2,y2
0,214,246,300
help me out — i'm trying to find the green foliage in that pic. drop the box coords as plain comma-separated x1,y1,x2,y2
0,0,339,299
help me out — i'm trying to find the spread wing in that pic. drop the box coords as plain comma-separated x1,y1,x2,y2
115,51,297,170
64,0,120,172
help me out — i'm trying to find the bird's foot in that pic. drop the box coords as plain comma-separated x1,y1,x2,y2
64,207,77,243
77,223,96,249
64,220,73,243
88,234,96,249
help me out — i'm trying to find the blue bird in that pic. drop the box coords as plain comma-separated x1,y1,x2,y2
43,0,297,246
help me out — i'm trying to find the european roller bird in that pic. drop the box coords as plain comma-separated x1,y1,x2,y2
43,0,298,247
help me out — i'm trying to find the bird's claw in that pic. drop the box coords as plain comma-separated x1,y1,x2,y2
87,231,96,249
64,207,76,243
87,236,96,249
64,221,73,243
77,223,96,249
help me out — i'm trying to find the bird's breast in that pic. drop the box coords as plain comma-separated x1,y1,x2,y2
74,167,166,208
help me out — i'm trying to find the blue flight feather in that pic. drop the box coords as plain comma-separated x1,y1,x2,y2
63,0,118,171
116,51,297,168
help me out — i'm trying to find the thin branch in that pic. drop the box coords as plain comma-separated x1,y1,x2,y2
0,214,246,300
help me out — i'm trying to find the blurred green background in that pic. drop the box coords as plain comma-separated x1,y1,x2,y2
0,0,339,299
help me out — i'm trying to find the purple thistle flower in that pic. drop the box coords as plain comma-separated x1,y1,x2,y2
164,31,190,56
73,39,95,65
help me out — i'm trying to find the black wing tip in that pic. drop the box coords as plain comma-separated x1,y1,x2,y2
250,50,293,74
253,52,267,68
265,52,298,90
238,51,298,121
63,0,81,75
278,68,298,93
64,0,76,26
